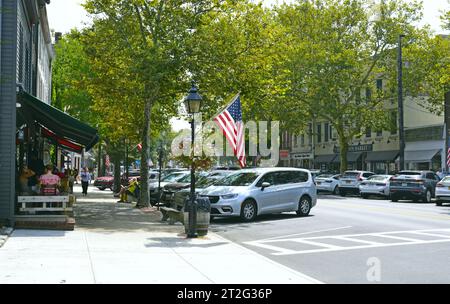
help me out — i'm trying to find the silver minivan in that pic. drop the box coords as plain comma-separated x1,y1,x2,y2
199,167,317,221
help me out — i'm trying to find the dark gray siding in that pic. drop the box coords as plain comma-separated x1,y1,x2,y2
0,0,18,225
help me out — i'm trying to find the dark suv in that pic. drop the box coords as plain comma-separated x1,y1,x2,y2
389,171,440,203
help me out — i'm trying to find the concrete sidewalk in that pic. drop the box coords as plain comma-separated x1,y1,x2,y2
0,185,320,284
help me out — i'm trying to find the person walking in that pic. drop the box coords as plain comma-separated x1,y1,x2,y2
80,167,91,196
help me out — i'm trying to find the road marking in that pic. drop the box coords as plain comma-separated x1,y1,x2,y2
244,228,450,256
254,226,353,242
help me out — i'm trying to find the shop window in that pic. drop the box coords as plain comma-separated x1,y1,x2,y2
324,123,329,142
365,127,371,138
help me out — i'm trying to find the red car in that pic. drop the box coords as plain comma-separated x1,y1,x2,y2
94,175,114,191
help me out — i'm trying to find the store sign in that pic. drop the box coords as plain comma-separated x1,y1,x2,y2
291,153,314,160
334,144,373,153
280,150,290,160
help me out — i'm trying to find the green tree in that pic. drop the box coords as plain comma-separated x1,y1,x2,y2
274,0,425,172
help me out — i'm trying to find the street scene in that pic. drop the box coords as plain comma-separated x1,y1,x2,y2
1,0,450,286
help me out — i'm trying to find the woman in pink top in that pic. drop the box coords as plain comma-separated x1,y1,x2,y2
39,164,61,195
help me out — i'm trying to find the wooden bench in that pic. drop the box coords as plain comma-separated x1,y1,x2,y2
160,207,184,225
17,195,75,214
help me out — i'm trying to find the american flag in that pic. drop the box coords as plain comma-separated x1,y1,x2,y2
105,154,111,169
214,94,246,168
447,147,450,168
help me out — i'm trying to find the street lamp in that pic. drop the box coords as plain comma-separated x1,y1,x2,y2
184,83,202,238
398,34,406,171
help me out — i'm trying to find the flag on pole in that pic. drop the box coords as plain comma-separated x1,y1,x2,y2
213,94,246,168
137,143,143,152
105,154,111,169
447,147,450,168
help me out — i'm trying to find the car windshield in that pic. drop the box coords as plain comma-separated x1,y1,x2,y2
343,172,359,178
213,172,260,187
367,175,387,181
397,171,421,176
317,174,333,179
162,172,187,182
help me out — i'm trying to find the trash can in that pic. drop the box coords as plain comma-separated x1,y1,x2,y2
183,195,211,236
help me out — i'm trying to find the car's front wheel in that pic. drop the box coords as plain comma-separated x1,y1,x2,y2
98,187,106,191
361,193,368,199
297,196,311,217
436,201,443,206
240,200,257,222
333,186,339,195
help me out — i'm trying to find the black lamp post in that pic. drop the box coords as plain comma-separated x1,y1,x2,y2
184,83,202,238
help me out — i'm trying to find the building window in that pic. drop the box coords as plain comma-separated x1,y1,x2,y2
324,122,329,142
330,125,335,140
365,127,371,138
317,124,322,143
366,88,372,101
301,134,305,146
376,129,383,137
18,23,24,83
390,111,397,135
376,79,383,91
308,123,313,145
293,135,298,147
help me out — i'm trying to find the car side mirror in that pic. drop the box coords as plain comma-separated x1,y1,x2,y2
261,182,271,190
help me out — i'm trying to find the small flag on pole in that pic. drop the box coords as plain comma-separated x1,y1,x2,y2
137,143,143,152
105,154,111,169
446,147,450,168
214,94,246,168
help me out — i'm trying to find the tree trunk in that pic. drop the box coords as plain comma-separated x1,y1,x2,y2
339,137,349,174
137,100,152,208
112,152,121,193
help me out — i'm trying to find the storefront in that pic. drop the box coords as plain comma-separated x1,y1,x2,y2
291,152,314,169
405,141,444,171
365,150,399,174
314,154,337,172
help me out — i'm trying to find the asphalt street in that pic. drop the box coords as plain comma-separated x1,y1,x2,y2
210,193,450,284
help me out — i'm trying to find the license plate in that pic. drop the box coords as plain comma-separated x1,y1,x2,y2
402,183,408,187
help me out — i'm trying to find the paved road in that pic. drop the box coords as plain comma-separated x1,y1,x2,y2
210,194,450,283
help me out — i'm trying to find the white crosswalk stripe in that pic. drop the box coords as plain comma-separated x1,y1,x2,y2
244,229,450,256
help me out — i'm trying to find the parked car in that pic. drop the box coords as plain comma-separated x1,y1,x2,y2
199,167,317,221
359,175,392,199
164,171,235,209
389,170,440,203
149,171,190,204
121,169,141,186
339,171,375,196
435,176,450,206
309,170,322,181
94,174,114,191
315,174,341,194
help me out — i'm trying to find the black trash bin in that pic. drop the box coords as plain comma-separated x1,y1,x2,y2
183,195,211,236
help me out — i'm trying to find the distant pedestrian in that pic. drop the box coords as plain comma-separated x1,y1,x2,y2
67,169,75,194
80,167,91,196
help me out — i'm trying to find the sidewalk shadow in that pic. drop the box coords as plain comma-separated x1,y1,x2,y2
144,237,228,249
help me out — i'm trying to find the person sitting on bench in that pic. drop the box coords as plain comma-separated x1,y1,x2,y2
39,164,61,196
117,177,140,203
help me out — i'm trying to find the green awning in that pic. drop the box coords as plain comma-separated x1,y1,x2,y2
17,91,99,151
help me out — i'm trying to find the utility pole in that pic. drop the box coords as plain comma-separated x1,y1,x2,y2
398,34,405,171
445,91,450,173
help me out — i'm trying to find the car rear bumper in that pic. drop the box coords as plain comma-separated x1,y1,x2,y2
359,186,389,196
390,188,426,199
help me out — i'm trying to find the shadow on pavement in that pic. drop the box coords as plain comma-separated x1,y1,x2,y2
144,237,228,248
73,186,183,233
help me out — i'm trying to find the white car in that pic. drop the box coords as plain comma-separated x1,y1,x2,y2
359,175,392,199
199,167,317,221
339,170,375,196
315,174,341,194
435,176,450,206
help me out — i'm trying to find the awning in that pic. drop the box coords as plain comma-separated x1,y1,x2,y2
41,127,83,153
405,149,441,162
366,150,399,162
315,154,337,163
17,91,99,151
332,152,362,163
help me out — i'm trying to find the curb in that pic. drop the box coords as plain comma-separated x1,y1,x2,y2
0,226,14,248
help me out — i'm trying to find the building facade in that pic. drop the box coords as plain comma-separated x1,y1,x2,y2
281,85,445,174
0,0,53,225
